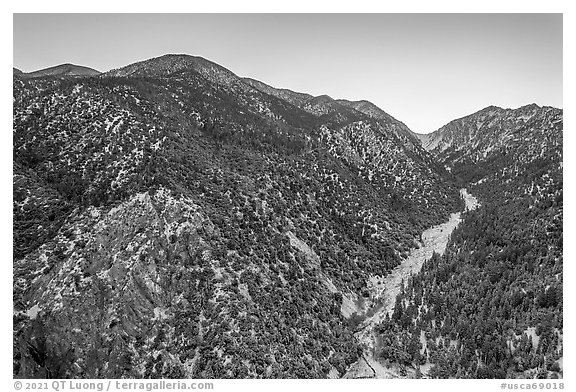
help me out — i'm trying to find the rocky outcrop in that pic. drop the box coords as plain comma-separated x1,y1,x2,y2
14,189,213,378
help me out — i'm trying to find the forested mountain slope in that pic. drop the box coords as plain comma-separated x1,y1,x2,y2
379,105,563,379
13,54,462,378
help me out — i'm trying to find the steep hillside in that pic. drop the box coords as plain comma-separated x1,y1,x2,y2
379,105,563,379
417,104,561,180
13,55,462,378
336,99,418,143
242,78,313,108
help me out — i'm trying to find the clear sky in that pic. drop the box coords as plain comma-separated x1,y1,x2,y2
13,13,562,133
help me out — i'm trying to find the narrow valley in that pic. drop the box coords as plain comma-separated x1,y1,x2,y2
345,189,480,378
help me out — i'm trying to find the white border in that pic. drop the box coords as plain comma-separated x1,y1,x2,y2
3,2,572,391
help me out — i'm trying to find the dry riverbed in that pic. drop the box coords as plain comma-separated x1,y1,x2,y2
343,188,479,379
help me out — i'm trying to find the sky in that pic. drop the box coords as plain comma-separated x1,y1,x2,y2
13,13,562,133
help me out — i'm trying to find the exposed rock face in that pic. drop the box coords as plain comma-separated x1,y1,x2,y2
416,104,561,169
15,189,212,377
286,231,320,266
416,104,562,207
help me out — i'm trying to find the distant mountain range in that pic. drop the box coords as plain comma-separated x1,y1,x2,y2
15,63,101,78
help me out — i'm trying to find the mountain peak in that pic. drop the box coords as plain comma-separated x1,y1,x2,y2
481,105,503,112
22,63,101,78
314,94,334,102
105,53,237,83
517,103,541,111
418,103,562,156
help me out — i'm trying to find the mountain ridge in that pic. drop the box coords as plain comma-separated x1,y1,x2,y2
17,63,101,78
12,53,562,380
13,53,463,379
416,104,561,159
